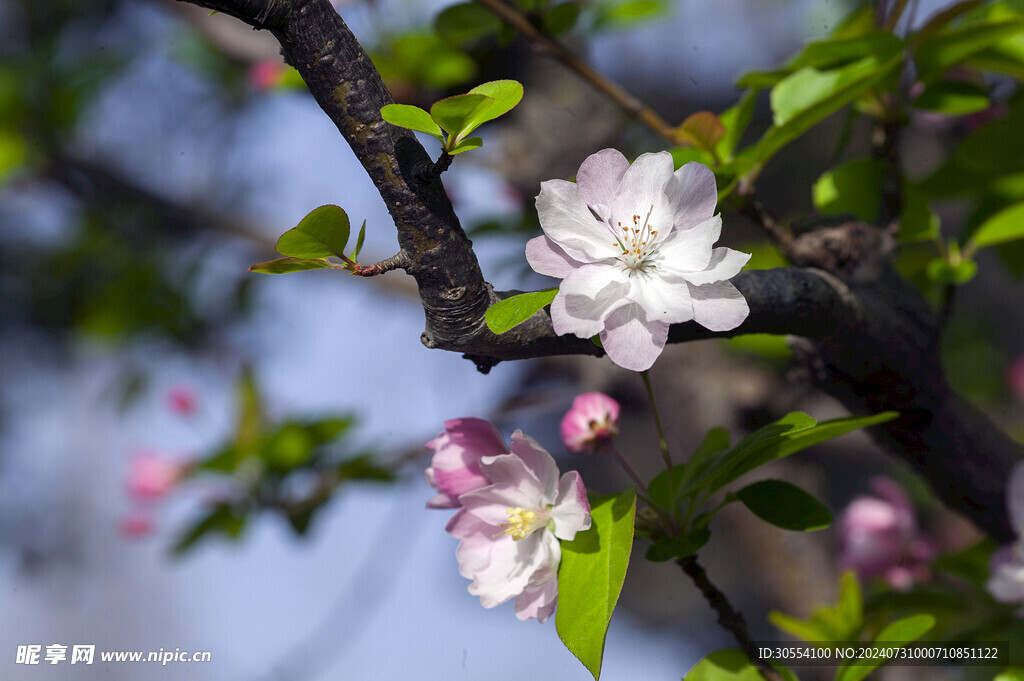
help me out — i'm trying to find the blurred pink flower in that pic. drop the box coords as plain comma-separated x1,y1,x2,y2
1008,355,1024,401
445,431,591,622
119,511,155,539
988,462,1024,604
837,477,933,589
560,392,620,453
248,60,285,91
166,385,197,416
125,451,187,501
425,418,507,509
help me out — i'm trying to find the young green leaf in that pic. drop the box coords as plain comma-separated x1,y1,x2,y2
834,614,934,681
276,205,351,259
380,103,444,139
465,80,524,132
735,479,832,531
675,111,726,154
430,93,493,144
448,136,483,154
769,571,863,643
351,220,367,262
969,201,1024,249
485,288,558,334
556,489,636,680
926,257,977,285
249,257,334,274
683,648,777,681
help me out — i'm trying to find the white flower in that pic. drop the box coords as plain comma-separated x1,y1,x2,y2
987,462,1024,604
445,431,591,622
526,148,750,371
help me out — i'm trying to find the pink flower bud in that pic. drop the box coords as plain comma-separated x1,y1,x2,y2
166,385,197,416
836,477,933,589
119,511,155,539
248,60,285,91
425,418,507,509
560,392,620,453
125,451,187,501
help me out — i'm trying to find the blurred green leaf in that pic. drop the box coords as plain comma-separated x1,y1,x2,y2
670,146,716,169
676,111,726,154
933,537,998,586
914,17,1024,82
373,33,477,89
593,0,667,31
970,201,1024,249
715,90,757,161
485,288,558,334
725,334,793,360
645,526,710,562
684,648,767,681
381,103,444,138
545,2,581,35
435,2,503,45
172,504,246,555
735,479,832,531
337,454,395,481
926,257,978,284
249,257,333,274
557,489,636,680
276,205,351,260
899,183,940,243
913,80,991,115
262,423,314,471
813,158,885,222
834,615,934,681
770,571,863,642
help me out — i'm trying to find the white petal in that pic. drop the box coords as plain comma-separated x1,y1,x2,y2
559,262,628,300
626,273,694,324
666,161,718,231
460,483,539,527
467,531,547,607
1008,462,1024,536
577,149,629,221
509,431,560,498
514,573,559,622
536,179,620,262
550,266,629,339
689,280,749,332
550,471,592,541
657,214,721,275
477,454,545,502
599,303,670,372
681,247,751,285
525,235,584,279
609,152,675,244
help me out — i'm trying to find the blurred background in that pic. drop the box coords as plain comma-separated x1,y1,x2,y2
2,0,1023,679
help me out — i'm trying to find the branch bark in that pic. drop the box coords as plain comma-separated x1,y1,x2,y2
170,0,1021,541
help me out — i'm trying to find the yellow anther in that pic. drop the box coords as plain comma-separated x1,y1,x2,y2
499,507,541,540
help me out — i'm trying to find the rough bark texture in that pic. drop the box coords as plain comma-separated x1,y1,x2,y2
174,0,1021,541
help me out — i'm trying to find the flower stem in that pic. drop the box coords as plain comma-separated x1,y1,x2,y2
606,443,677,534
641,370,673,471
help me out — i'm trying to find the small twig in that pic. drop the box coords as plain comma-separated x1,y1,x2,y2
640,371,673,471
423,151,454,180
678,555,783,681
473,0,679,145
352,251,412,277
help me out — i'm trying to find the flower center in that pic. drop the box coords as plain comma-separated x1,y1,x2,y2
612,204,659,275
499,506,549,540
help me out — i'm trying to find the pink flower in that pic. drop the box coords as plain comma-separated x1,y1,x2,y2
119,511,155,539
445,431,591,622
1008,355,1024,401
125,451,187,502
526,148,750,371
425,418,507,509
561,392,620,453
248,60,285,91
987,462,1024,603
837,477,933,589
166,385,197,416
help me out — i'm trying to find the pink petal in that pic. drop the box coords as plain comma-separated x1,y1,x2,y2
560,393,620,453
666,162,718,231
536,179,620,262
525,235,584,279
688,280,749,332
576,148,629,221
460,483,540,527
550,471,592,540
425,418,506,506
508,431,560,497
680,247,751,286
514,575,558,623
599,303,669,372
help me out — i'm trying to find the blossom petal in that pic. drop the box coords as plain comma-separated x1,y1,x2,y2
577,148,629,221
626,272,694,324
550,471,592,540
1009,461,1024,535
680,247,751,286
473,455,546,505
508,431,560,496
656,214,721,276
666,161,718,231
689,280,749,332
609,152,675,241
598,303,669,372
550,266,629,339
466,531,549,607
514,571,559,622
536,179,620,262
559,262,628,300
525,235,584,279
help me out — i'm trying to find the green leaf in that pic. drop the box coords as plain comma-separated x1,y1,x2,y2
899,183,940,243
380,103,443,139
262,422,314,471
336,454,395,481
995,669,1024,681
914,17,1024,82
926,257,978,284
434,2,503,45
276,205,351,259
670,146,716,169
735,479,832,531
430,93,493,144
932,537,998,585
716,90,757,161
913,80,991,115
248,257,334,274
834,614,934,681
171,504,246,555
970,201,1024,249
812,158,885,223
679,412,899,499
545,2,581,35
770,571,863,643
645,526,710,562
648,427,729,513
485,288,558,334
465,80,524,132
792,31,903,71
448,136,483,154
352,220,367,261
593,0,667,30
557,489,636,680
683,649,764,681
